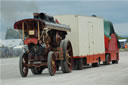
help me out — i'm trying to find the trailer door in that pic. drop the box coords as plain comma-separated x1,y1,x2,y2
88,22,94,55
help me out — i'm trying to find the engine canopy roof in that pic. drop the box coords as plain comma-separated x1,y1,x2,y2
14,18,71,32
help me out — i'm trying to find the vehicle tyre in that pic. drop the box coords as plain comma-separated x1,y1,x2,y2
76,58,83,70
92,62,99,67
112,60,116,64
60,40,73,73
31,67,44,75
48,51,56,76
73,62,77,70
92,63,96,67
19,53,28,77
92,58,100,67
115,60,119,64
105,54,110,65
115,53,119,64
60,40,67,73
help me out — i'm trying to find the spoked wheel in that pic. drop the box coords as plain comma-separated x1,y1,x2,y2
60,40,73,73
19,53,28,77
31,67,44,75
48,51,56,76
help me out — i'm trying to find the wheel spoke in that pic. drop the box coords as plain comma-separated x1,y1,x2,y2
22,58,28,67
66,49,72,68
23,62,26,67
67,48,71,53
23,67,27,72
52,64,56,73
52,58,56,73
23,58,25,63
67,61,71,66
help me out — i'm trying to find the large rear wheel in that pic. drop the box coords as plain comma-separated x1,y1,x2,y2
60,40,73,73
60,40,66,73
48,51,56,76
19,53,28,77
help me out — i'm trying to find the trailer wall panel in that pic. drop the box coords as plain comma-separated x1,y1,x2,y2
78,16,89,55
54,15,105,56
54,15,79,56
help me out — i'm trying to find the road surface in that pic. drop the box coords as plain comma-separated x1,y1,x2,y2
0,52,128,85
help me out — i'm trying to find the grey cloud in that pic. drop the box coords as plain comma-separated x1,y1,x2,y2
114,23,128,36
36,1,128,23
1,0,128,39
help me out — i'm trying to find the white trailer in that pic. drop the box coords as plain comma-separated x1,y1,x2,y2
54,15,105,57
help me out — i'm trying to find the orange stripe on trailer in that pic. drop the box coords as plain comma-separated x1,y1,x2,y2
73,53,105,64
86,53,105,64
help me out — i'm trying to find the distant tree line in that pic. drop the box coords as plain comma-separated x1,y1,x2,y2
5,28,22,39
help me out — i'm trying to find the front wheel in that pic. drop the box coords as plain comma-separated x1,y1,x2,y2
48,51,56,76
19,53,28,77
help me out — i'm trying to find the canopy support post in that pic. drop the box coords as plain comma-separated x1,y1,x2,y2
38,22,40,40
22,22,24,40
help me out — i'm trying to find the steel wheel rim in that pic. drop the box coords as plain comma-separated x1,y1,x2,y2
22,56,28,75
51,54,56,74
66,42,73,70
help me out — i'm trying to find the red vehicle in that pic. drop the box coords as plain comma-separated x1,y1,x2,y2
104,21,120,65
14,13,73,77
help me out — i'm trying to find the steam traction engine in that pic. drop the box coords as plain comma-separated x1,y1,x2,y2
14,13,73,77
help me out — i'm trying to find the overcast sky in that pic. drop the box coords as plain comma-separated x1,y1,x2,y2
0,0,128,39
